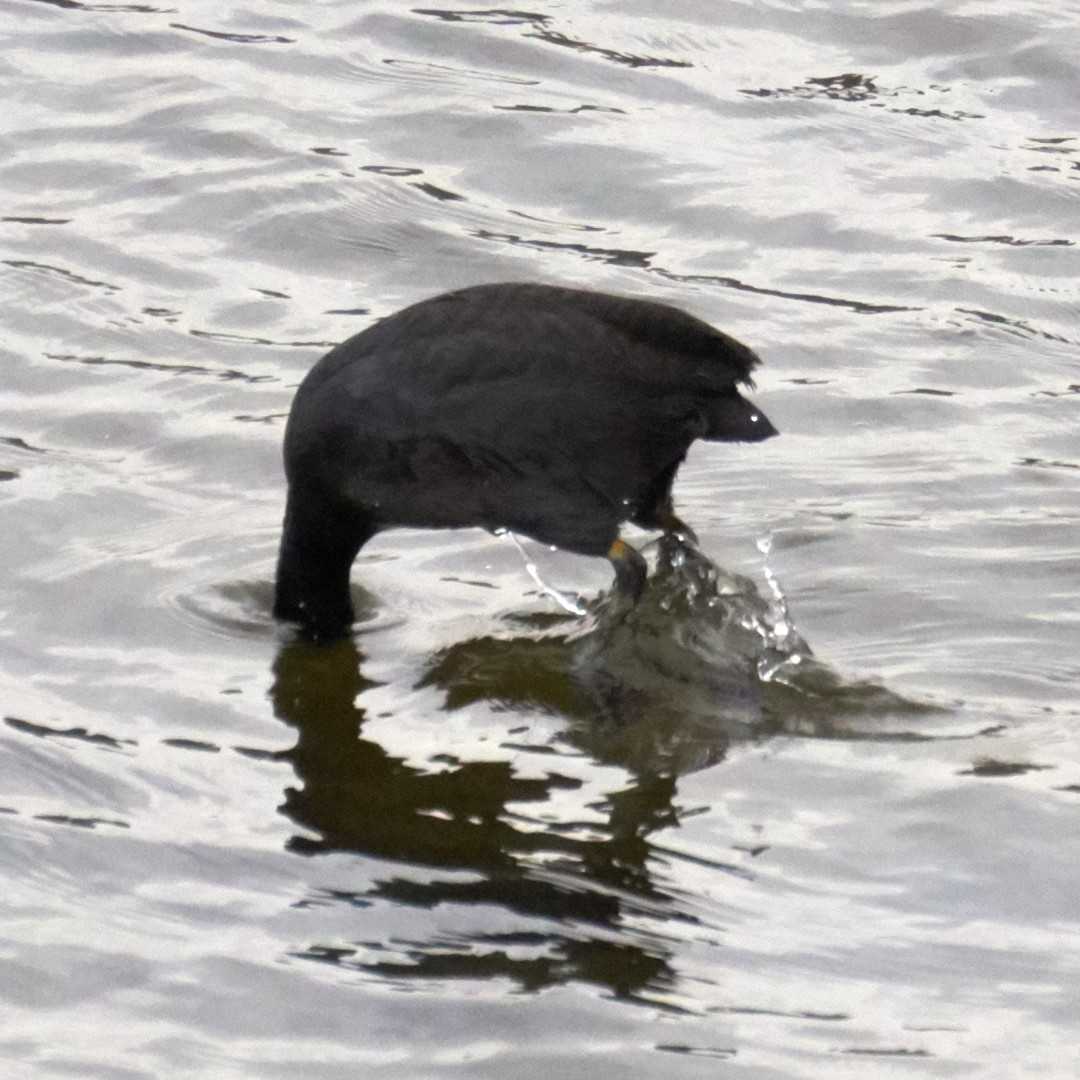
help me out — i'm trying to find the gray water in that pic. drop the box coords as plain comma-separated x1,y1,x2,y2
2,1,1079,1077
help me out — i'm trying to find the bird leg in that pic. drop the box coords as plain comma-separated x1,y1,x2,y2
648,497,699,546
657,510,699,545
631,482,700,546
607,538,647,603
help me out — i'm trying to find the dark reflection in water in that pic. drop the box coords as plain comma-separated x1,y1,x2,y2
413,6,692,69
268,538,938,1002
270,632,691,1002
741,70,985,121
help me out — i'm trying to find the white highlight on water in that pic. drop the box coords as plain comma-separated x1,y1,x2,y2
504,532,587,616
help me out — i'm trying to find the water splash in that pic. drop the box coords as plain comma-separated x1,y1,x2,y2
503,531,587,615
582,531,812,684
751,532,811,683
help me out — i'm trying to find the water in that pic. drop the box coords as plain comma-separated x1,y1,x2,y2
2,1,1079,1076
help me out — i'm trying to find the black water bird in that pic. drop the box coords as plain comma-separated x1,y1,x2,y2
274,282,777,639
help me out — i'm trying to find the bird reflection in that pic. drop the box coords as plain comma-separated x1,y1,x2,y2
267,537,785,1001
270,634,691,999
268,531,950,1001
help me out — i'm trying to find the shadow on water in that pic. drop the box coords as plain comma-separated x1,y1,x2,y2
268,536,941,1002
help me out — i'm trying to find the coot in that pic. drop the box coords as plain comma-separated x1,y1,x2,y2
274,282,777,639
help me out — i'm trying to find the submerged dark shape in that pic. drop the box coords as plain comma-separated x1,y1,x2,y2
274,282,777,639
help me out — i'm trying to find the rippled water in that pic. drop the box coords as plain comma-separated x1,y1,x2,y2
3,1,1079,1077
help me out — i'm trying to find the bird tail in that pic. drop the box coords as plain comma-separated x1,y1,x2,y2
704,392,778,442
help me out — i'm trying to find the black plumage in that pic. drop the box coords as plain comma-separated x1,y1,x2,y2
274,282,777,639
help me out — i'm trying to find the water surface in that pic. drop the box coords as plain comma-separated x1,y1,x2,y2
2,1,1079,1077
